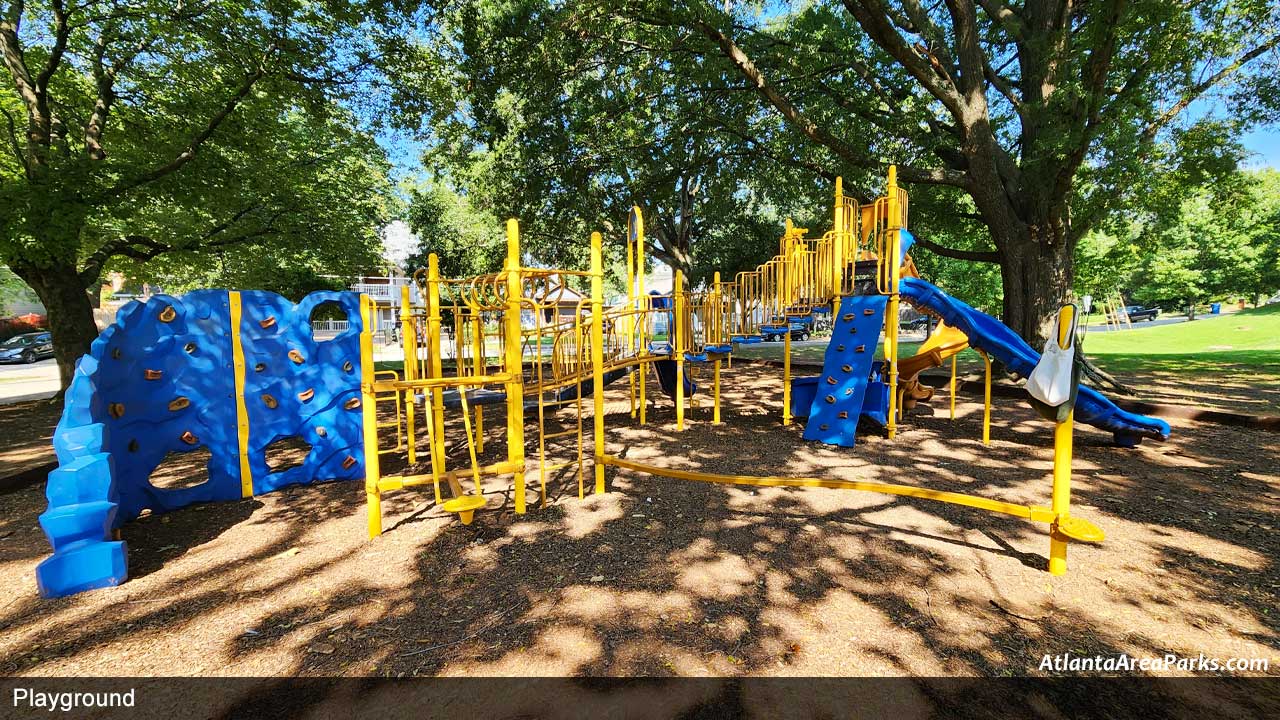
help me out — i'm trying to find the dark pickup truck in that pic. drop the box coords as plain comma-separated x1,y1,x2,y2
1123,305,1159,322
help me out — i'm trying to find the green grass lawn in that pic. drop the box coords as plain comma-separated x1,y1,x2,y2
1083,304,1280,373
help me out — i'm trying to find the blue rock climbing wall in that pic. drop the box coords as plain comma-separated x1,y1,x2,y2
36,290,365,599
802,295,888,448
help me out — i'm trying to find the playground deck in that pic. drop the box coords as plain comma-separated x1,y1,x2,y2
1,365,1275,680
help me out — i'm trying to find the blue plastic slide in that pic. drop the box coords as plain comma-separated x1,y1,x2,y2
654,358,697,399
898,277,1171,446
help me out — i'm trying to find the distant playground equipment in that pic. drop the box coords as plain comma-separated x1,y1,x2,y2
38,167,1170,598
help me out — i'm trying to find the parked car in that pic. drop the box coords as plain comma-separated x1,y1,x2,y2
1123,305,1159,322
900,316,929,333
0,331,54,363
762,321,811,342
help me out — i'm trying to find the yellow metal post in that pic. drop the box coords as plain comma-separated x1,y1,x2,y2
885,166,902,440
228,291,253,499
1049,304,1077,576
590,231,607,494
469,305,486,455
1049,410,1074,575
426,254,450,503
949,353,957,420
504,219,527,512
400,284,417,465
713,358,722,425
626,234,637,419
712,271,722,425
359,294,383,538
635,207,648,427
981,350,992,446
783,323,792,426
674,269,686,431
832,176,844,319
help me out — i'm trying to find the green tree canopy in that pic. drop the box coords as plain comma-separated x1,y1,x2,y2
404,0,1279,344
0,0,411,386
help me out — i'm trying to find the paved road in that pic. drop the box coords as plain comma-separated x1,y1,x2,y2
0,357,60,404
1084,310,1236,332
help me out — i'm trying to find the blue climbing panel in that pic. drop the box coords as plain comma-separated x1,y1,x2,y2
36,290,365,599
802,295,887,447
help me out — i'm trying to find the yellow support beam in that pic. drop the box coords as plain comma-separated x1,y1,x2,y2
981,350,992,446
602,454,1055,523
590,231,607,494
359,294,383,538
885,165,902,440
674,268,686,431
504,219,527,512
1050,303,1079,575
228,291,253,499
400,284,417,465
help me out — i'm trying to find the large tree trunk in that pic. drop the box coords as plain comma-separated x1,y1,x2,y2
11,259,101,390
993,225,1074,350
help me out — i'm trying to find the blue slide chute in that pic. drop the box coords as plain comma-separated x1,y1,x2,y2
898,277,1171,446
654,358,697,399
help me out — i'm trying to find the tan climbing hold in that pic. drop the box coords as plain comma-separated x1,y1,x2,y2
262,394,278,409
168,397,190,412
316,427,327,437
342,361,353,373
259,316,277,329
144,369,163,380
180,431,199,445
344,397,361,410
342,455,357,470
108,403,125,419
158,306,176,322
297,388,315,403
288,349,304,364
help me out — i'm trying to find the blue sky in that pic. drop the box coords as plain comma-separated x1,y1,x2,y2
1241,128,1280,168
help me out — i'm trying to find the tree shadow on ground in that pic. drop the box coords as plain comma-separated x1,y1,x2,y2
0,365,1275,717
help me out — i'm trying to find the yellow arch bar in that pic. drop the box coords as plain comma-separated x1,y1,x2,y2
601,454,1057,524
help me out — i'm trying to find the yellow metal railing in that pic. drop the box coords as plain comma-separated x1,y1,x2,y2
355,168,1099,576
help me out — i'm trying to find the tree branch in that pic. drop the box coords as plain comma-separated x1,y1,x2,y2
1141,32,1280,142
841,0,967,117
0,0,40,120
107,58,270,196
33,0,68,92
1,104,26,174
913,233,1001,263
692,17,967,189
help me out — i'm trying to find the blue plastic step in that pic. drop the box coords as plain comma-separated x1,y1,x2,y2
803,295,887,447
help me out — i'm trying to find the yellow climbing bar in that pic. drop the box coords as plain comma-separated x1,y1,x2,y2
602,455,1061,524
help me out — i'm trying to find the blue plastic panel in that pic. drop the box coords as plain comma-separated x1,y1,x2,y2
802,295,888,447
37,290,365,598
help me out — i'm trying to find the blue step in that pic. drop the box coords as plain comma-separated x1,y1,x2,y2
803,295,887,447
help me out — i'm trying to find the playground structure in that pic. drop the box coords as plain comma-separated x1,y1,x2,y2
359,167,1170,573
37,167,1171,599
